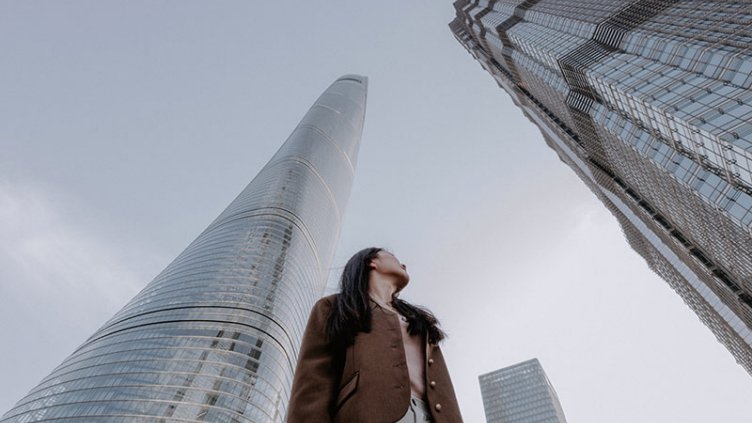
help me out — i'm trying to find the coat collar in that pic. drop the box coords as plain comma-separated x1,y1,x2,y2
368,296,394,312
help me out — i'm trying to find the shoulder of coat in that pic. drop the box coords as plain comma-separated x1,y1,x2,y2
318,293,338,304
313,293,339,312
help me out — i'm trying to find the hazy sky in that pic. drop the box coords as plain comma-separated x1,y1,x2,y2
2,2,752,422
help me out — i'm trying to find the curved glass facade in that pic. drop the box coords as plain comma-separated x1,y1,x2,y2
0,75,368,423
451,1,752,375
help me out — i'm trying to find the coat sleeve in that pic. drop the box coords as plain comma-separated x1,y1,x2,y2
286,296,343,423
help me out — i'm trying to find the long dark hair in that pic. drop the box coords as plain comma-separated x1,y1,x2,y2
326,247,446,347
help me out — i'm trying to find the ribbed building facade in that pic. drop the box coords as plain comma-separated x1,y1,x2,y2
1,75,367,422
479,359,567,423
450,1,752,375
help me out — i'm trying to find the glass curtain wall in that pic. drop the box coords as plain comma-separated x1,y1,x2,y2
479,359,568,423
1,75,368,423
451,0,752,375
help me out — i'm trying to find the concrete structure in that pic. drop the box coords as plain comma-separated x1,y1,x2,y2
1,75,367,422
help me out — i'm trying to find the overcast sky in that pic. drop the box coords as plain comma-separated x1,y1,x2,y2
2,2,752,422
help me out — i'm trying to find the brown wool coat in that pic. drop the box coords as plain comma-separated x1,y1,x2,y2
286,294,463,423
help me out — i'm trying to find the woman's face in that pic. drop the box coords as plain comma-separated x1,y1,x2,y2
371,250,410,288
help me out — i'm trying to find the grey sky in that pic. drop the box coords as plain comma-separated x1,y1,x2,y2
1,2,751,422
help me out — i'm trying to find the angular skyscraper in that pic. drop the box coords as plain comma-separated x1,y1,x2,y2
450,1,752,374
1,75,367,422
479,359,568,423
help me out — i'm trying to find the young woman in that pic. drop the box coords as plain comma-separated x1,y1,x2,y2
286,247,463,423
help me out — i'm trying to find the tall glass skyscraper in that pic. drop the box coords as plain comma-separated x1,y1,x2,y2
1,75,367,422
479,359,567,423
450,1,752,375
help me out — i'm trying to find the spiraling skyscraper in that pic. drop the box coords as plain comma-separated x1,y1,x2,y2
1,75,367,422
450,1,752,375
479,359,568,423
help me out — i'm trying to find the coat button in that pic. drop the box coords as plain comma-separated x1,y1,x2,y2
428,358,434,365
435,403,442,412
430,380,436,388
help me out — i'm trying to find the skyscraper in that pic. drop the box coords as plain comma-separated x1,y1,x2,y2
479,359,568,423
450,1,752,374
1,75,367,422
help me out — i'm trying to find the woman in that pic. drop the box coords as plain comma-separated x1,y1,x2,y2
286,247,463,423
